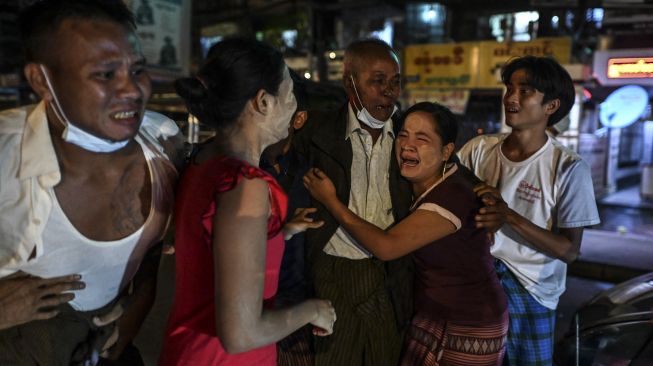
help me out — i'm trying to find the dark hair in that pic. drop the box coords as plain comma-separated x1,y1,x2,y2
175,38,285,130
19,0,136,63
401,102,458,147
501,55,575,126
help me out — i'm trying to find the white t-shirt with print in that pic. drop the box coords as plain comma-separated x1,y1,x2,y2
457,133,600,309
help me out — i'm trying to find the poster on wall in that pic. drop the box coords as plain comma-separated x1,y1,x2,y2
124,0,190,78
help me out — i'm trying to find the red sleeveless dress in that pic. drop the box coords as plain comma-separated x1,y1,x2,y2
159,156,287,366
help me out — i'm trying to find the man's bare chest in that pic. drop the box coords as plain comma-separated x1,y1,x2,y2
54,159,152,241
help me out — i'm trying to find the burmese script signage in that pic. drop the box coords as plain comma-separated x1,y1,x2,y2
404,42,480,89
594,49,653,86
404,37,572,89
607,57,653,79
477,37,571,88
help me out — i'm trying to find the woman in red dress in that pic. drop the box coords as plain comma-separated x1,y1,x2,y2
159,38,336,366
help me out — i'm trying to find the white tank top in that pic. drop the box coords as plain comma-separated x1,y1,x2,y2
17,133,175,311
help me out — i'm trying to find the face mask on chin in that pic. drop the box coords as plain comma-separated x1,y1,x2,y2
39,64,129,153
349,75,397,130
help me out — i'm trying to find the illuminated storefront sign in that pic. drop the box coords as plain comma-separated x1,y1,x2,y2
594,49,653,86
404,37,571,89
607,57,653,79
477,37,571,88
404,42,479,89
599,85,649,128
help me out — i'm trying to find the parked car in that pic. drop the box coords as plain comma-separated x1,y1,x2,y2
555,272,653,365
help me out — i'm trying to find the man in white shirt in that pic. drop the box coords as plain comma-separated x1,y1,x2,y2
458,56,600,365
0,1,183,365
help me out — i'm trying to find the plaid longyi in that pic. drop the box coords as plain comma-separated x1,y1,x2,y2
495,260,555,366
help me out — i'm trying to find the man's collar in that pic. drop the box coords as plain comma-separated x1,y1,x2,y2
345,102,395,140
19,101,61,184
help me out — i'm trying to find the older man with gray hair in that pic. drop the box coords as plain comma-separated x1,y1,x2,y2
294,38,413,365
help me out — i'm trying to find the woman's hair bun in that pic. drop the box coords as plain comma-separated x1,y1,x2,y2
174,77,208,103
175,38,284,129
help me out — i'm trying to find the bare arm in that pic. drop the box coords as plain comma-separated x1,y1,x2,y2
474,183,583,263
303,168,456,261
213,178,335,354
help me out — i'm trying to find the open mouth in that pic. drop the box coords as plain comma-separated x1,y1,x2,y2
400,154,420,167
111,110,137,120
505,106,519,113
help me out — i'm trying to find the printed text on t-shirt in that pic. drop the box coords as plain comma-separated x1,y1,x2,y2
516,180,541,203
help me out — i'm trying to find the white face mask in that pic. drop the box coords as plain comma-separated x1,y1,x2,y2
39,65,129,153
349,75,397,130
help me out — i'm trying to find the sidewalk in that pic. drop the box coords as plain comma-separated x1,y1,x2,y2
598,185,653,211
570,229,653,282
568,185,653,283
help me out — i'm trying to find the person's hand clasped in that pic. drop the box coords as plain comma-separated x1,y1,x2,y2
303,168,337,205
474,182,510,233
283,208,324,240
0,273,85,330
310,299,336,337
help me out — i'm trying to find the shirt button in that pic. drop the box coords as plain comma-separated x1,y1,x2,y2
34,218,41,225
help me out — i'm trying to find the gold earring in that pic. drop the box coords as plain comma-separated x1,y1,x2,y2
441,160,446,182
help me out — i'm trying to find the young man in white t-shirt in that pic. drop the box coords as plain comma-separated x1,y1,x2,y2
457,56,600,365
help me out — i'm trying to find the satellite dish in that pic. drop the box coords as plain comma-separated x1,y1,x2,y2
599,85,649,128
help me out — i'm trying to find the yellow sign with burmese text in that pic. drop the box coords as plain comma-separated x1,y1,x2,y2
477,37,571,88
404,42,479,89
403,37,571,90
